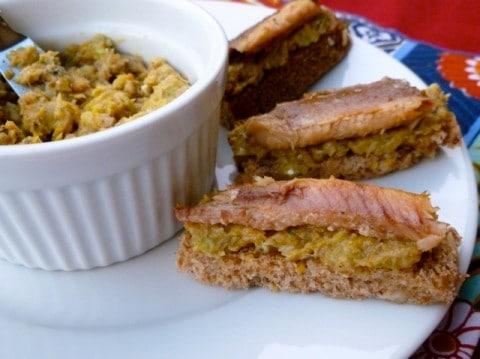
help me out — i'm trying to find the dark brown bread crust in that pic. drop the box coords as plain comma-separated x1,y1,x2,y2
177,230,462,304
223,28,350,129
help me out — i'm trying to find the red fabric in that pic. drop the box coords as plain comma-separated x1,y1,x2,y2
319,0,480,53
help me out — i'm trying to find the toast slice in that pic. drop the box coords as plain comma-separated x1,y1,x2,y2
229,78,461,182
175,177,463,304
223,0,350,129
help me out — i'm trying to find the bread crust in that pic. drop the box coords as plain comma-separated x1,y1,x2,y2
176,229,463,304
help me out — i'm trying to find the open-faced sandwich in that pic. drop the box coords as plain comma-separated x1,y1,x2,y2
223,0,350,129
176,177,462,304
229,78,461,182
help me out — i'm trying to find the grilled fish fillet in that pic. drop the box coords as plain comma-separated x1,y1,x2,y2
223,0,350,128
230,0,322,54
246,78,433,149
177,177,447,250
175,178,462,304
229,78,461,181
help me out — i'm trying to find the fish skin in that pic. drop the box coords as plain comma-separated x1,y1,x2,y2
175,177,451,251
244,78,433,150
230,0,324,55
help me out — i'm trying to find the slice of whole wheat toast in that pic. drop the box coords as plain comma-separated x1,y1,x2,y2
177,229,462,304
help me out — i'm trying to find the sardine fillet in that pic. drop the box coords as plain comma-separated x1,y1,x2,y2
230,0,322,54
175,177,451,251
246,78,435,149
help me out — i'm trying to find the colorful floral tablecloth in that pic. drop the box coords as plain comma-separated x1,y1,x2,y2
228,0,480,357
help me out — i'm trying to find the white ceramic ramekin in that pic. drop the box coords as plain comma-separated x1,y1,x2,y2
0,0,227,270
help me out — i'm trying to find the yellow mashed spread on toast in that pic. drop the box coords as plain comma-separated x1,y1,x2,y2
185,223,421,272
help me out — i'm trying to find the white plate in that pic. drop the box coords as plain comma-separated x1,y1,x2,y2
0,2,477,359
